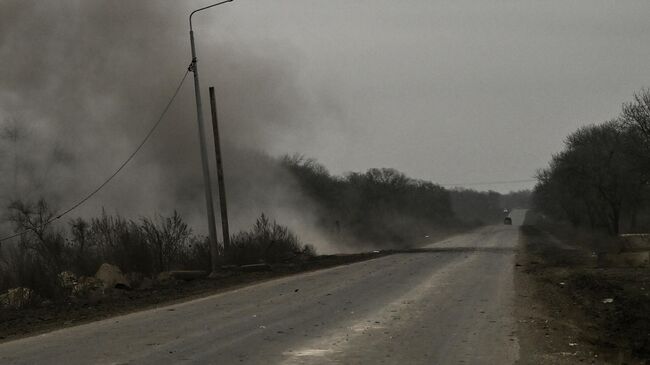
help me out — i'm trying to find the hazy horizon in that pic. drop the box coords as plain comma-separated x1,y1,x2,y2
1,0,649,221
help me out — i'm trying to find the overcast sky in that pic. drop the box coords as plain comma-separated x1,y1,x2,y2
210,0,650,192
3,0,650,200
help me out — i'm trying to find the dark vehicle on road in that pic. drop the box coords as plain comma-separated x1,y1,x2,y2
504,217,512,225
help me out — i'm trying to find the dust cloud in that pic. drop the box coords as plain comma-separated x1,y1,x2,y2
0,1,337,252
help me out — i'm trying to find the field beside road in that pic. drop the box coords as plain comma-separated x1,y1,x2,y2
515,214,650,364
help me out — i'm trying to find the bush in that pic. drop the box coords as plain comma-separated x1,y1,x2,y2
0,202,204,297
1,199,69,299
0,201,311,300
0,242,63,300
85,212,152,275
228,214,310,265
140,211,192,272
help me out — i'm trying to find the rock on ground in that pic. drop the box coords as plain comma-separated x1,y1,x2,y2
95,264,130,290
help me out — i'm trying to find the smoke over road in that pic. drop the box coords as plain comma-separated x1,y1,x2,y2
0,1,339,251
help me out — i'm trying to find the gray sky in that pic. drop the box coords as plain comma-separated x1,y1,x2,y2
212,0,650,192
2,0,650,214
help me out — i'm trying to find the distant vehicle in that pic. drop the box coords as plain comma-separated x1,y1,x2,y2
503,208,510,214
504,217,512,225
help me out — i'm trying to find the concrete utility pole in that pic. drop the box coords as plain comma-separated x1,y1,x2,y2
209,87,231,253
189,0,234,274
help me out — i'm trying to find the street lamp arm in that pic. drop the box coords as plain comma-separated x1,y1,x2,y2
190,0,234,31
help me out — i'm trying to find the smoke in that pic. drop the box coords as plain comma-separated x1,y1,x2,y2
0,1,338,252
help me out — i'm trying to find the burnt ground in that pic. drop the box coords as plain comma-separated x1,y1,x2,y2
0,252,390,343
516,220,650,364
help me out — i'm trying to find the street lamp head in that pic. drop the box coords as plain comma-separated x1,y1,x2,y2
190,0,235,31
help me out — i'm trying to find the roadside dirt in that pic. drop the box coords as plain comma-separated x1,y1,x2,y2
0,252,389,343
516,222,650,364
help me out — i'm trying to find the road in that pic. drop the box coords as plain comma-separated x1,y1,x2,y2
0,210,524,364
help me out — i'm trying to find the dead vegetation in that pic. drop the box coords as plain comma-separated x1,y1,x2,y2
0,199,314,305
0,251,387,342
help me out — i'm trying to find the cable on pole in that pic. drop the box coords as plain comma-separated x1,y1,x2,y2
0,68,190,243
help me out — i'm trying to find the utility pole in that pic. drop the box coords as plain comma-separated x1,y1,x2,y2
209,87,231,253
188,0,234,274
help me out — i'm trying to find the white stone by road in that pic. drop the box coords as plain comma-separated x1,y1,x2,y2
0,210,524,364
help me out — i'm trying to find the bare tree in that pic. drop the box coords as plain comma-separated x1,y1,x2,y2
622,89,650,141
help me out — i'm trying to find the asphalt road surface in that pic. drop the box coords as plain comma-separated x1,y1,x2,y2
0,210,524,364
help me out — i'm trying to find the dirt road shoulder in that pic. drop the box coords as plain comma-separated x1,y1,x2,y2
515,223,650,364
0,252,389,343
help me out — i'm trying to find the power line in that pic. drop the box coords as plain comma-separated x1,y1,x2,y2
0,68,190,243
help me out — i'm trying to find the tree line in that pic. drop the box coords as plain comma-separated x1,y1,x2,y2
282,155,527,248
533,89,650,234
